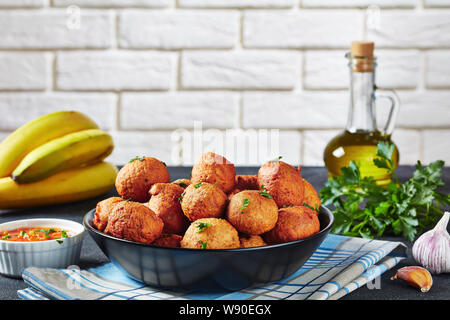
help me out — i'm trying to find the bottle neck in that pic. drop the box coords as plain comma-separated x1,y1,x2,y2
346,57,377,133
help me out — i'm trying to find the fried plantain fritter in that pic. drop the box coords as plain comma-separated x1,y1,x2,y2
191,152,236,193
181,182,228,221
234,175,259,190
302,178,321,212
104,201,164,244
115,156,170,202
93,197,124,232
239,234,267,248
147,183,189,235
263,206,320,245
181,218,240,249
226,190,278,235
172,178,191,189
257,161,305,208
152,234,183,248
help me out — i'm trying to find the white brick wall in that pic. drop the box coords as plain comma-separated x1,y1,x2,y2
304,50,420,89
120,92,238,129
0,53,49,90
244,11,364,48
0,3,448,167
0,0,46,7
0,10,113,49
119,11,239,49
53,0,171,8
181,51,299,89
57,51,176,91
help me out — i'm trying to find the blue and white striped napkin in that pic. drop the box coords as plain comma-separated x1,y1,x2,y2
18,234,407,300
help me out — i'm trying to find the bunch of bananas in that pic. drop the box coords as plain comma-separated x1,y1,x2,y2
0,111,118,209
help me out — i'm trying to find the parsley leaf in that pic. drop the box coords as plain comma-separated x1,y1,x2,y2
241,198,250,214
195,222,211,233
178,190,186,202
270,156,283,162
129,156,145,163
259,185,273,199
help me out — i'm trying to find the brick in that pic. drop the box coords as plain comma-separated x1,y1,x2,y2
426,51,450,88
0,0,46,7
304,50,420,89
367,11,450,48
242,92,348,129
244,11,363,48
396,92,450,128
121,92,238,130
302,0,414,7
423,130,450,164
53,0,170,7
302,130,340,166
119,11,238,49
0,93,117,130
0,53,49,90
179,128,301,166
181,51,299,89
0,10,113,49
391,129,421,165
57,51,175,91
178,0,295,8
424,0,450,7
109,131,180,166
274,131,302,166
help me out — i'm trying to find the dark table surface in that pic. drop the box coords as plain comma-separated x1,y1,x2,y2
0,166,449,300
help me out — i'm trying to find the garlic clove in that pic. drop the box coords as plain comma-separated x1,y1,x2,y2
391,266,433,292
412,211,450,274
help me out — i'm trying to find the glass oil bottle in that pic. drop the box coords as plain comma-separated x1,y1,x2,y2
324,42,400,185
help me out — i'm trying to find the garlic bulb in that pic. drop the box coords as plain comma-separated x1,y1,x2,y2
412,211,450,274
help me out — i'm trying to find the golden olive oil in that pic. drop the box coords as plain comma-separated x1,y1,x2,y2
324,130,399,185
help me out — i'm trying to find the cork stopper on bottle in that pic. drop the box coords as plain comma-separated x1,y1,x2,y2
350,41,374,72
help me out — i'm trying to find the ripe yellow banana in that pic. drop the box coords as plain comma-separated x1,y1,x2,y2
0,111,99,178
12,129,114,183
0,161,118,210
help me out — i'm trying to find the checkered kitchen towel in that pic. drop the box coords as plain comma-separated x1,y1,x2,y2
18,234,407,300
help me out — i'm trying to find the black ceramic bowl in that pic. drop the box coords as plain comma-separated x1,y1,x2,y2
83,206,333,290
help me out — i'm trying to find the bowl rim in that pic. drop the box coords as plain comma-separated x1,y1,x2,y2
83,206,334,252
0,218,84,245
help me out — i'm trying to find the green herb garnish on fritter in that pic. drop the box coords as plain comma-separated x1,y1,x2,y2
320,141,450,241
303,203,319,212
241,198,250,214
199,241,207,249
177,182,188,188
259,185,273,199
195,222,211,233
129,156,145,163
270,156,283,162
194,182,203,188
178,190,186,202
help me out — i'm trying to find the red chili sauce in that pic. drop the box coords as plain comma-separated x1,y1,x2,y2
1,227,71,242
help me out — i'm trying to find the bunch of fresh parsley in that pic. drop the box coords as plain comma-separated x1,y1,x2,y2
320,141,450,241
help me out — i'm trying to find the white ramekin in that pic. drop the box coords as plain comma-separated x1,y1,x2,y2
0,218,85,278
